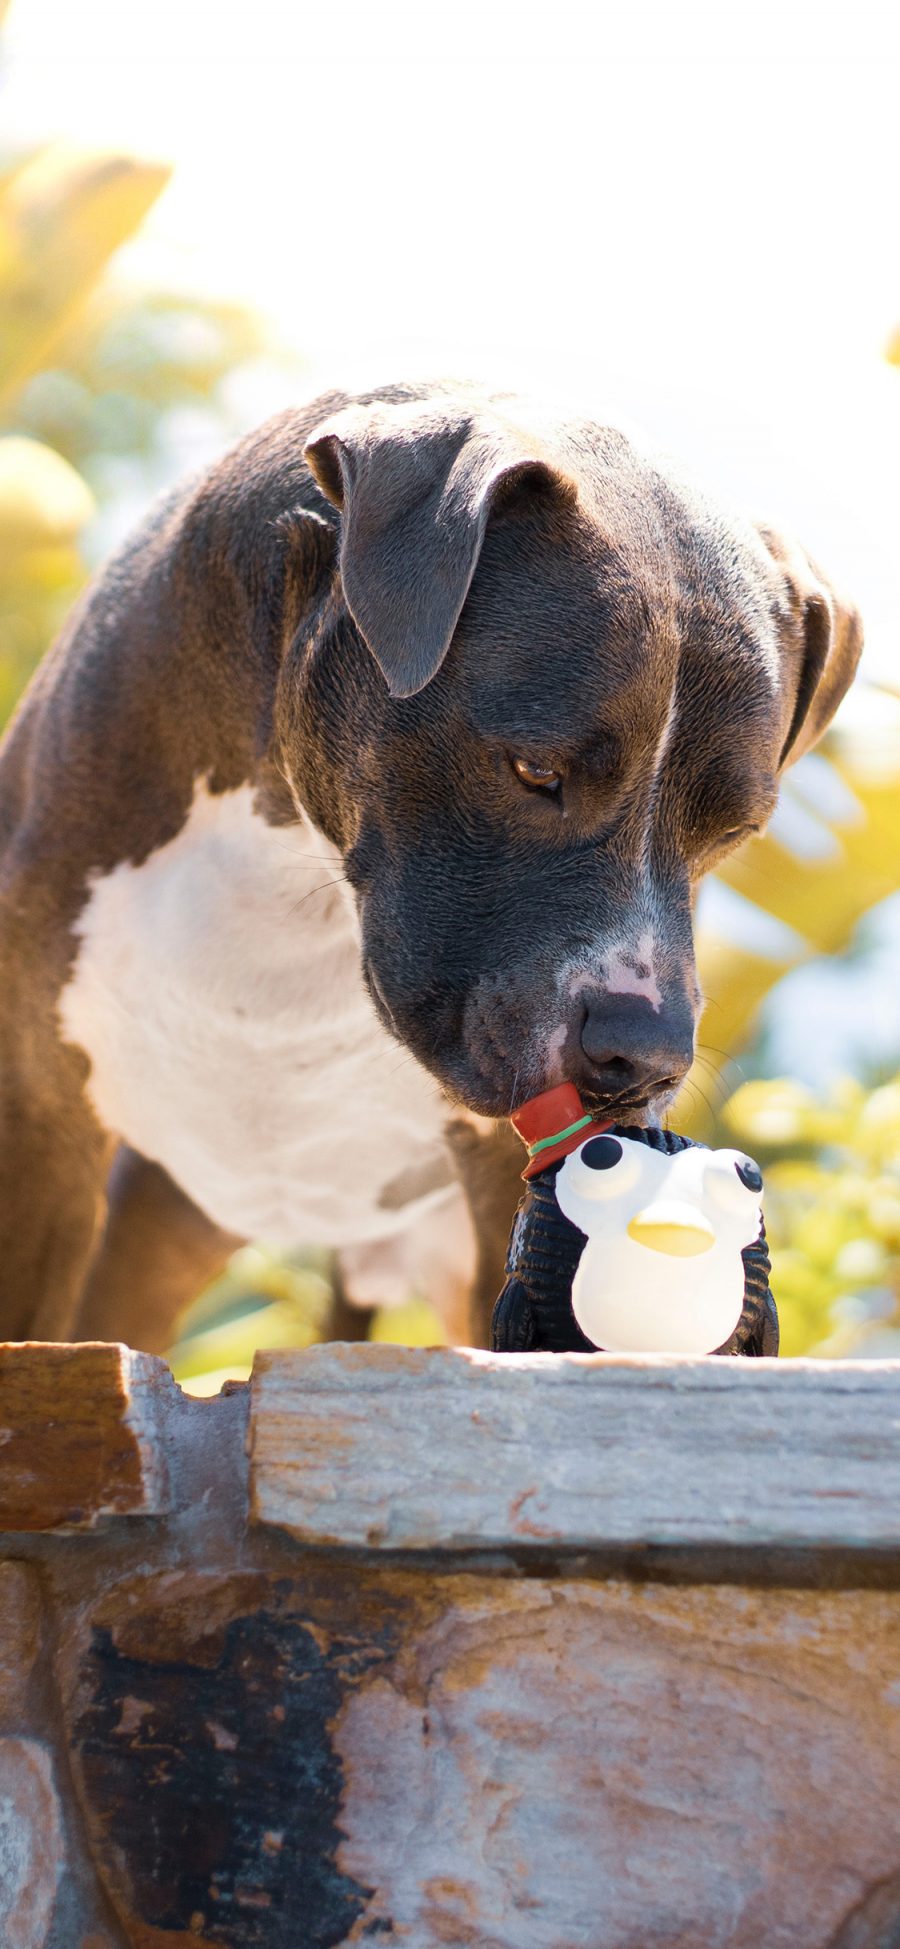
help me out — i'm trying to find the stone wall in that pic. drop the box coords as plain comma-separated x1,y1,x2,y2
2,1341,900,1948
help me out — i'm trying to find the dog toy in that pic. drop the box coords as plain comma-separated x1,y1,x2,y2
491,1083,779,1356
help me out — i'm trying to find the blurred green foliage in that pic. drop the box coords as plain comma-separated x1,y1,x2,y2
11,289,261,491
669,701,900,1356
169,1248,334,1397
0,139,263,729
1,48,898,1377
168,1248,448,1395
723,1074,900,1357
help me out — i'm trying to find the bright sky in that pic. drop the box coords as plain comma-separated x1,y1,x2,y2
2,0,900,677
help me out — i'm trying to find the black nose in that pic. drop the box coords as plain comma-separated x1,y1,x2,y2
574,992,694,1107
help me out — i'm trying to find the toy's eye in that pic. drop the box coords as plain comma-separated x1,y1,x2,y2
704,1149,764,1213
581,1135,623,1170
559,1132,642,1205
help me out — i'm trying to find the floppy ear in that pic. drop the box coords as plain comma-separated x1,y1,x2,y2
756,525,864,769
303,396,577,697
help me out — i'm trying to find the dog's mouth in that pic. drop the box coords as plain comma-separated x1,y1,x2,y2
579,1084,657,1125
424,1052,680,1127
362,958,686,1127
578,1075,686,1123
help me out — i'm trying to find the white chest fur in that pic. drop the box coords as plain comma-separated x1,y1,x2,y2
58,781,456,1246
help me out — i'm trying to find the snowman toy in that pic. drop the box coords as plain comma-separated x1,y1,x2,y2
492,1083,779,1357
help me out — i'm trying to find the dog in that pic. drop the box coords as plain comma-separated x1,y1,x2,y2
0,379,861,1352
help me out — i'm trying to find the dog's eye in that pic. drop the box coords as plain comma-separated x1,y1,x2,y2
719,823,760,850
512,757,561,795
697,823,757,864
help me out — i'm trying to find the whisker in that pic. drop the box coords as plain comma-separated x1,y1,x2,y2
690,1051,733,1094
687,1076,717,1124
264,832,348,873
507,1057,523,1116
384,1049,423,1078
694,1044,748,1092
285,879,347,917
674,1077,699,1121
696,1040,743,1066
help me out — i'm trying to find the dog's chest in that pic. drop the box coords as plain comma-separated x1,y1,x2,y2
58,782,454,1243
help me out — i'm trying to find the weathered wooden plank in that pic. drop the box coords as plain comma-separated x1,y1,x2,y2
248,1344,900,1552
0,1342,173,1530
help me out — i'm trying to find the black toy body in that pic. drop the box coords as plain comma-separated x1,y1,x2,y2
492,1125,779,1357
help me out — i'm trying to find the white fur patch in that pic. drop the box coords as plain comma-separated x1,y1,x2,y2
602,930,663,1010
562,926,663,1013
544,1019,569,1081
58,781,459,1251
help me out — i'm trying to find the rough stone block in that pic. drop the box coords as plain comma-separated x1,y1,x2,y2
0,1736,64,1949
0,1561,42,1702
0,1343,173,1530
248,1343,900,1552
0,1341,897,1947
54,1565,900,1949
59,1569,375,1949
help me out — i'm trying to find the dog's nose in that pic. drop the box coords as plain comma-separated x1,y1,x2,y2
575,992,694,1106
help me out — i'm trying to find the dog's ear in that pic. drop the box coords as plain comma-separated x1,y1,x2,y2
756,525,863,769
304,397,577,697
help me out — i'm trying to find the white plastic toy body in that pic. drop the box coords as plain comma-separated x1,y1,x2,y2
554,1132,764,1355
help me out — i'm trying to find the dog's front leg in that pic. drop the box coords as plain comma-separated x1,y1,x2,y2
74,1145,244,1354
0,1029,112,1340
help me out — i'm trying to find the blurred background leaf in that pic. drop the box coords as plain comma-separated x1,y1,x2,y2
0,131,267,737
721,1073,900,1358
670,696,900,1357
0,147,170,406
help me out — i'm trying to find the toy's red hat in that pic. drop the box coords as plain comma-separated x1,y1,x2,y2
511,1083,612,1179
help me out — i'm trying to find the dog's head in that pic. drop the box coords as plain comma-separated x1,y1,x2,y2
279,384,861,1120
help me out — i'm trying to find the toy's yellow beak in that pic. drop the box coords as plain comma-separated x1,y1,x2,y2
627,1203,715,1257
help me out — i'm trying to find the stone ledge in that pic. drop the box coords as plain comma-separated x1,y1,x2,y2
1,1341,900,1947
5,1340,900,1553
248,1344,900,1552
0,1342,175,1531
